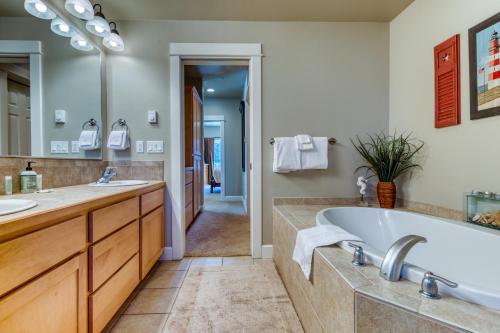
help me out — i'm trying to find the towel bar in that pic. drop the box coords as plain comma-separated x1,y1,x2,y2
269,137,337,145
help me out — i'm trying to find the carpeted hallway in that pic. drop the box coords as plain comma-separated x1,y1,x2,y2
185,189,250,257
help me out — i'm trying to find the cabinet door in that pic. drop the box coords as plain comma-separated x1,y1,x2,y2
140,206,164,279
193,155,202,215
0,253,87,333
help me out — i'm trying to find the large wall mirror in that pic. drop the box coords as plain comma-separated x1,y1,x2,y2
0,2,104,160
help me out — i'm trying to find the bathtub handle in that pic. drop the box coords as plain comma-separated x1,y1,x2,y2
348,242,365,266
419,271,458,299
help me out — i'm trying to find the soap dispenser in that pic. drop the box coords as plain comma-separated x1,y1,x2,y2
20,161,37,193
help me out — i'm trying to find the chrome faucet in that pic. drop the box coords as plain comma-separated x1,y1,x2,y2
379,235,427,281
98,167,117,184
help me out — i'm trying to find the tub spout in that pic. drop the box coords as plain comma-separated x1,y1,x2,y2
379,235,427,281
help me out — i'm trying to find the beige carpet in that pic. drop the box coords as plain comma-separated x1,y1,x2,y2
163,261,304,333
186,191,250,257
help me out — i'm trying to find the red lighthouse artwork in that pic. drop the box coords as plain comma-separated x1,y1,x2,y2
469,13,500,119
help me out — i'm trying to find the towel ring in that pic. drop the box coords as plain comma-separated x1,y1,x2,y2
82,118,100,132
111,118,129,133
269,137,337,145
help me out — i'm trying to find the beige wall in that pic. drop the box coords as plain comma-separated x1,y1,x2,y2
390,0,500,211
107,20,390,245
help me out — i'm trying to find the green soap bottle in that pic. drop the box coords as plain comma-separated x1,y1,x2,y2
20,161,37,193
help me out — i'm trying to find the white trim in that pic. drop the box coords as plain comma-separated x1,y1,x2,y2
224,195,243,202
203,116,225,198
160,247,173,260
261,245,273,259
0,41,43,156
204,115,225,121
169,43,263,259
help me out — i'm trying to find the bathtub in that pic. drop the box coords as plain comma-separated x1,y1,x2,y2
316,207,500,310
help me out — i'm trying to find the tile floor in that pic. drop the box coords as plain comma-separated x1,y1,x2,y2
109,257,304,333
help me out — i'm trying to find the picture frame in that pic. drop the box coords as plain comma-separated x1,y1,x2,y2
469,12,500,120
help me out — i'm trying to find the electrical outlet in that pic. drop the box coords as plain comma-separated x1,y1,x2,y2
136,140,144,153
50,141,69,154
71,141,80,153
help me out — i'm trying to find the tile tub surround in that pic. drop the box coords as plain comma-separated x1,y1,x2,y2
273,203,500,333
0,157,164,195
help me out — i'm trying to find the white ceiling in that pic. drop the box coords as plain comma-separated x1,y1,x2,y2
0,0,413,22
185,64,248,99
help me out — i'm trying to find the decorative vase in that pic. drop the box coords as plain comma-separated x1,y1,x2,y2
377,181,396,208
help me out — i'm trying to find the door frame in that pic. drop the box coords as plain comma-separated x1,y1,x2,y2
204,115,225,199
169,43,262,259
0,40,43,156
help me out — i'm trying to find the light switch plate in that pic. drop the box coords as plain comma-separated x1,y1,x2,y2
54,110,66,124
71,141,80,153
146,140,163,153
147,110,158,124
50,141,69,154
136,140,144,153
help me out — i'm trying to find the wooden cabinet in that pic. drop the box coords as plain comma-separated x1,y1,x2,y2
90,197,139,242
141,188,163,215
185,167,194,229
140,206,164,279
0,253,87,333
185,85,203,223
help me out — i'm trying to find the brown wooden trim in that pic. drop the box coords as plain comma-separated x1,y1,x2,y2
469,12,500,120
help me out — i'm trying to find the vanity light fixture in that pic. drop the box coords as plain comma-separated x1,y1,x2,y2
70,34,94,51
207,88,215,93
24,0,56,20
103,22,124,52
50,17,75,37
65,0,94,20
86,4,111,37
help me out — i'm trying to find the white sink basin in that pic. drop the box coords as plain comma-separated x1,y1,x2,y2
88,180,149,187
0,199,38,216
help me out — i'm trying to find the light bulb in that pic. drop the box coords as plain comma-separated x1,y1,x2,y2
59,23,70,33
95,25,104,33
34,2,47,13
77,40,87,47
109,40,118,47
73,3,85,14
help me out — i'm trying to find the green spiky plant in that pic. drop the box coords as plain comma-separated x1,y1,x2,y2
351,132,424,182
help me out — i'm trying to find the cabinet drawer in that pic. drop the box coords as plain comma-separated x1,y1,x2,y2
141,206,164,279
0,216,86,297
90,254,139,333
141,189,164,215
0,253,87,333
90,197,139,242
185,183,193,206
185,168,193,184
90,221,139,292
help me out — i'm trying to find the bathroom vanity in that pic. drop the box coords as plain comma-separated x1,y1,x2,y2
0,181,165,333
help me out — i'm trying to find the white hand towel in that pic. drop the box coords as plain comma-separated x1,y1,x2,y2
79,130,97,147
300,137,328,170
272,137,301,173
292,225,362,279
295,134,314,151
107,130,129,150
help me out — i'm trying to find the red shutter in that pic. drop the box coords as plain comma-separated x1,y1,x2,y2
434,34,461,128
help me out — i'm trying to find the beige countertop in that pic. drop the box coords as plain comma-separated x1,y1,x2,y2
274,203,500,333
0,181,165,241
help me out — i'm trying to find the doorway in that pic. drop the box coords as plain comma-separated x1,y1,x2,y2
169,43,263,259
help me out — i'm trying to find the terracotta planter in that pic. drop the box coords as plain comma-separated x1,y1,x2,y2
377,181,396,209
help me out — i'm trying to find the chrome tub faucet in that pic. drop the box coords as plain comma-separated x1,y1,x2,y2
379,235,427,281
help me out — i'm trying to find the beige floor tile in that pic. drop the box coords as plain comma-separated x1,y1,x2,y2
110,314,167,333
145,270,187,289
190,257,223,267
125,288,178,314
157,259,191,271
222,256,254,266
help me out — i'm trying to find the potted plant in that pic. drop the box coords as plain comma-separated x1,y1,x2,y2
351,132,424,208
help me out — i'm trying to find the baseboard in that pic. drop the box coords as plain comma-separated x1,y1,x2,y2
160,247,173,260
224,195,243,202
261,245,273,259
242,197,248,214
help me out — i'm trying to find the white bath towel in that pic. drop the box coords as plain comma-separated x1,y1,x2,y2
292,225,362,279
272,137,301,173
295,134,314,151
79,130,99,150
300,137,328,170
107,130,130,150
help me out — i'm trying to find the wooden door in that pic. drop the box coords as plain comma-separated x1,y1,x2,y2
7,79,30,155
192,88,203,215
0,253,87,333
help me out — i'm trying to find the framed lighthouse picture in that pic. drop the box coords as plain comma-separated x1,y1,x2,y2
469,12,500,120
